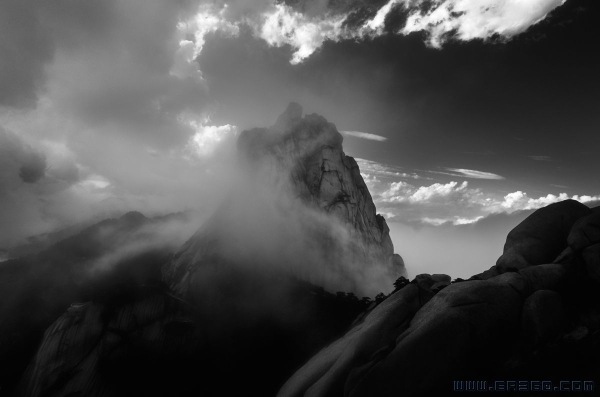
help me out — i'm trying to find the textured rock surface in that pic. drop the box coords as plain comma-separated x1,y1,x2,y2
279,204,600,397
163,103,405,298
521,290,568,347
277,281,435,397
495,199,591,273
18,286,202,397
568,212,600,251
18,275,383,397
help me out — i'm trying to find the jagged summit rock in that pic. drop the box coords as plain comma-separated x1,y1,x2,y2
273,101,303,132
163,103,406,298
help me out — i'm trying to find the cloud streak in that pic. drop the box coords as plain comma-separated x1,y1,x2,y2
421,168,505,180
340,130,387,142
445,168,505,180
528,155,551,161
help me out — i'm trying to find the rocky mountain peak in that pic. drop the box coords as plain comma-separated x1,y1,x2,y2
163,103,406,298
273,101,303,132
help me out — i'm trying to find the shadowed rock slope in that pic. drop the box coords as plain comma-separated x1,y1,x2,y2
0,211,191,396
18,200,600,397
278,200,600,397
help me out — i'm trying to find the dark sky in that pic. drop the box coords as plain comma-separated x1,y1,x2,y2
0,0,598,276
202,0,599,196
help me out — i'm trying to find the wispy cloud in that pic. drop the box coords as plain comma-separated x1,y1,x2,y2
462,151,496,156
356,158,424,180
528,155,551,161
340,130,387,142
422,168,505,180
446,168,505,180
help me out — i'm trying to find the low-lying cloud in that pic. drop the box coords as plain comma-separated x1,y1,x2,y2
368,171,600,226
0,0,245,247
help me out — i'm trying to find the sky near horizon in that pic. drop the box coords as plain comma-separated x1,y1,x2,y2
0,0,598,278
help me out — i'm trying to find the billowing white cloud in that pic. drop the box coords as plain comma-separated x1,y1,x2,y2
381,180,481,204
178,0,569,65
173,4,240,80
496,191,600,212
340,130,387,142
372,174,599,226
186,121,239,158
401,0,567,48
258,4,347,64
363,0,402,33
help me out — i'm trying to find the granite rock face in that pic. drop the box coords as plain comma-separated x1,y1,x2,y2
163,103,406,298
18,286,203,397
278,202,600,397
495,199,591,273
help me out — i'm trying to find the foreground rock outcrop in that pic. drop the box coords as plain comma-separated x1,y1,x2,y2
279,200,600,397
163,102,406,299
15,200,600,397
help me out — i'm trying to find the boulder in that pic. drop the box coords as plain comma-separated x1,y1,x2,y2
469,265,499,280
582,242,600,284
563,325,590,342
280,263,574,397
521,290,568,347
277,283,435,397
496,200,591,273
431,274,451,283
430,281,450,293
553,246,575,265
346,276,526,397
568,212,600,252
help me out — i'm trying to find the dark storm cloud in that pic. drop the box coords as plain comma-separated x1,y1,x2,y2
0,128,44,187
0,0,238,247
0,128,77,245
43,0,210,148
0,0,121,109
18,152,47,183
0,0,54,108
0,0,208,146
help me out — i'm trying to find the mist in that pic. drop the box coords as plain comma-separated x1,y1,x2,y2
389,210,537,279
165,111,404,299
